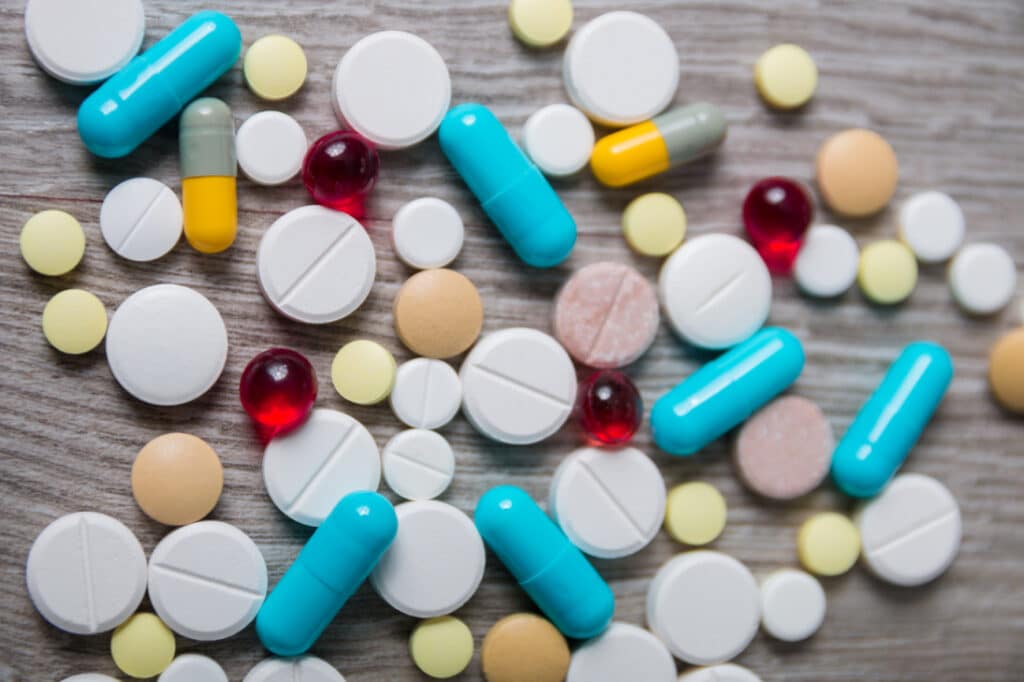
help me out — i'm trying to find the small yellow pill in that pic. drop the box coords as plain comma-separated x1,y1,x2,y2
410,616,474,679
797,512,860,577
858,240,918,305
754,44,818,110
42,289,107,354
110,613,175,679
20,210,86,276
244,35,308,101
509,0,573,48
665,481,727,546
331,340,397,405
622,193,687,257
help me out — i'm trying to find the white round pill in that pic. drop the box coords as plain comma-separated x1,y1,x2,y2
898,191,965,263
522,104,595,177
333,31,451,150
948,242,1017,315
563,11,679,126
677,664,762,682
793,224,860,298
27,512,146,635
244,656,346,682
390,358,463,429
236,111,308,186
371,500,485,618
61,676,120,682
383,429,455,501
100,178,183,262
567,622,676,682
647,551,760,665
263,409,381,527
106,284,227,406
659,233,772,349
759,569,826,642
460,328,577,445
257,206,376,324
391,197,465,269
550,447,666,559
856,473,961,587
159,654,228,682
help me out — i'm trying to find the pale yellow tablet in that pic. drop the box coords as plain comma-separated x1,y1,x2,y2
665,481,727,545
755,44,817,110
509,0,573,48
110,613,175,679
331,340,397,405
42,289,107,354
410,616,474,679
797,512,860,576
858,240,918,305
20,210,85,276
244,35,307,101
622,193,687,257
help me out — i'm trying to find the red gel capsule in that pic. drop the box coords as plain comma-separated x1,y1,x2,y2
576,370,643,446
743,176,813,274
240,348,317,438
302,130,379,216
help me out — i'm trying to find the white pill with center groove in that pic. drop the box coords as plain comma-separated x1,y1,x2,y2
100,178,183,262
158,654,228,682
390,358,463,429
677,664,763,682
567,622,675,682
383,429,456,501
243,656,346,682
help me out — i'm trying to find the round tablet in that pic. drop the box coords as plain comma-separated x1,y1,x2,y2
797,512,860,577
647,551,760,665
244,35,307,101
27,512,147,634
664,482,727,546
25,0,143,84
331,339,396,405
333,31,451,149
110,613,175,679
522,104,595,177
410,616,474,679
858,240,918,305
20,209,85,276
263,408,381,527
257,206,376,324
481,614,569,682
567,622,675,682
754,44,817,110
371,500,485,618
816,129,899,217
393,269,483,359
62,675,120,682
132,433,223,526
508,0,573,48
563,11,679,126
42,289,107,355
659,233,772,349
554,261,660,368
898,191,965,263
148,521,267,641
237,111,308,186
759,569,826,641
793,224,860,298
948,243,1017,315
244,656,346,682
159,654,228,682
100,178,183,262
460,328,577,444
622,193,687,257
677,664,762,682
989,328,1024,414
106,284,228,406
390,358,463,429
392,197,465,269
383,429,455,501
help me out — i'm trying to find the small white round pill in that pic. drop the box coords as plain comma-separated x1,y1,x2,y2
677,664,763,682
61,676,121,682
793,224,860,298
759,569,826,642
383,429,456,501
391,197,465,269
898,191,965,263
567,622,675,682
948,243,1017,315
243,656,346,682
236,111,308,186
390,358,463,429
522,104,595,177
159,654,228,682
100,178,183,262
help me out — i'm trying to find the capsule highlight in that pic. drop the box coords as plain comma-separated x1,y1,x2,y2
181,97,237,254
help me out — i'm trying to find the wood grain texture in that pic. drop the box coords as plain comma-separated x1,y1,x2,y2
2,0,1023,679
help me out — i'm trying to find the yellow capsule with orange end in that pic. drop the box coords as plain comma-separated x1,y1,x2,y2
180,97,237,253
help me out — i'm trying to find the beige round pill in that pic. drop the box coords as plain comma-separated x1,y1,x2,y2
816,129,898,217
394,269,484,359
481,613,569,682
131,433,223,526
989,328,1024,414
42,289,107,354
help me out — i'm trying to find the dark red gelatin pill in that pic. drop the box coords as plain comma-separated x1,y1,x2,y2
302,130,379,216
576,370,643,446
743,176,813,274
240,348,317,437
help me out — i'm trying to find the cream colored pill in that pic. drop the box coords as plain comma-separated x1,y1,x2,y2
42,289,107,354
665,481,727,546
622,193,686,257
20,209,85,275
508,0,573,48
244,35,307,101
858,240,918,305
110,613,176,679
394,269,484,359
816,129,898,217
797,512,860,577
331,340,396,405
754,44,817,110
481,613,569,682
132,433,223,526
410,616,474,679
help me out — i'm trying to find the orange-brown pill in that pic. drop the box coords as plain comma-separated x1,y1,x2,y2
131,433,224,525
989,328,1024,414
481,613,569,682
816,129,898,217
394,268,484,359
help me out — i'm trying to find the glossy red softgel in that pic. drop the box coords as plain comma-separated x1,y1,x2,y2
302,130,379,216
743,176,814,274
576,370,643,446
240,348,317,438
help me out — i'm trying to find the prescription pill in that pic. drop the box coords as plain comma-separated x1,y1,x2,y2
331,340,396,405
394,269,483,359
20,210,85,276
371,500,486,617
244,35,307,101
481,614,570,682
131,433,223,526
460,328,577,444
106,284,228,406
27,512,147,634
62,675,120,682
263,408,380,526
759,569,826,642
522,104,595,177
647,551,760,665
793,224,860,298
244,656,346,682
989,328,1024,413
664,482,727,546
567,622,675,682
100,178,183,262
392,197,465,269
898,191,965,263
257,206,376,324
409,616,474,679
111,613,175,679
797,512,860,577
159,654,228,682
180,97,237,255
622,193,686,257
549,446,666,558
816,129,899,217
148,521,267,640
858,240,918,305
383,429,455,501
508,0,573,48
390,358,463,429
754,44,817,110
42,289,107,355
949,243,1017,315
554,261,660,368
236,111,308,186
677,664,762,682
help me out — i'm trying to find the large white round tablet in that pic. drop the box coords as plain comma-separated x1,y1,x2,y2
27,512,146,635
106,284,228,406
659,234,772,349
244,656,346,682
793,224,860,298
460,328,577,444
856,473,961,587
563,12,679,126
383,429,455,501
25,0,144,85
568,622,676,682
677,664,762,682
522,104,595,177
100,178,183,262
333,31,451,149
550,447,666,559
948,242,1017,315
898,191,965,263
759,569,826,642
390,358,463,429
236,111,308,186
392,198,465,269
148,521,267,641
257,205,376,324
371,500,485,618
159,654,228,682
647,551,760,665
263,409,381,527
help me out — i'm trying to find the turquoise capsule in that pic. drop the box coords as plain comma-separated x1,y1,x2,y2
474,486,613,639
256,491,397,656
831,342,953,498
439,103,577,268
651,327,805,456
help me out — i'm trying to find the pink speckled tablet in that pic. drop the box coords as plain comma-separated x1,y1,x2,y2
734,395,833,500
553,262,659,368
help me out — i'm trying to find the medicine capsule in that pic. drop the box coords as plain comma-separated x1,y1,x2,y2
181,97,237,254
77,11,241,158
474,485,614,639
439,103,577,268
255,491,397,656
590,102,727,188
831,342,953,498
651,327,805,456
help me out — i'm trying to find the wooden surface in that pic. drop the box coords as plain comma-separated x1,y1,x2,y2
1,1,1022,680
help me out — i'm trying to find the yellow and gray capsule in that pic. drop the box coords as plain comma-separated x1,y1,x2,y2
181,97,237,254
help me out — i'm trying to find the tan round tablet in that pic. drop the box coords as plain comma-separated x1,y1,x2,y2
394,269,484,359
481,613,569,682
816,129,898,217
131,433,224,526
989,328,1024,414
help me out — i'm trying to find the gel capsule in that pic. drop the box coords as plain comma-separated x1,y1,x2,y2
239,348,317,437
181,98,237,253
302,130,379,216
